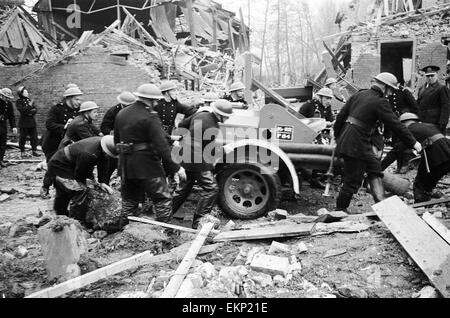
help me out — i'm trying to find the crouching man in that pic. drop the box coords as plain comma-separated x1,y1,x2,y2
47,136,117,225
400,113,450,203
173,99,234,229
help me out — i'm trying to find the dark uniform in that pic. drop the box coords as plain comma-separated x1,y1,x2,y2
16,97,38,153
223,95,248,108
417,81,450,134
154,99,197,135
381,88,419,171
100,104,125,136
59,114,101,149
47,137,110,223
0,98,16,163
41,101,79,190
334,86,417,210
172,111,220,229
299,99,334,122
406,122,450,203
114,101,180,222
100,104,126,180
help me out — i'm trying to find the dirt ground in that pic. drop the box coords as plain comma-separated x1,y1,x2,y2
0,147,449,298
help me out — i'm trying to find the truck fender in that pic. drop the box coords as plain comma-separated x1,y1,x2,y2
221,139,300,195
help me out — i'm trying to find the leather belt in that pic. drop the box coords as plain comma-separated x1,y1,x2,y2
346,116,374,133
132,143,152,152
423,133,445,148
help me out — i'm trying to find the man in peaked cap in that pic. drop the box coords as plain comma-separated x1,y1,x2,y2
417,65,450,134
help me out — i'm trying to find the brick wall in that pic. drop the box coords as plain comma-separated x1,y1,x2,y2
351,53,381,89
0,48,153,135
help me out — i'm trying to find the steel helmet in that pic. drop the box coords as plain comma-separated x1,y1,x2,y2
1,88,14,99
66,83,79,89
325,78,338,86
374,72,399,89
203,92,219,102
101,135,118,158
316,88,334,99
134,84,164,100
159,80,178,93
79,101,99,113
63,87,84,98
117,91,136,105
229,82,246,92
399,112,420,122
211,99,234,117
17,86,26,95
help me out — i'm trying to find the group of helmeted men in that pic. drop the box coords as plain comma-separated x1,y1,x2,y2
301,65,450,210
10,80,247,230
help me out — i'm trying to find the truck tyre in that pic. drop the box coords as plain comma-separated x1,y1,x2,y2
217,164,282,220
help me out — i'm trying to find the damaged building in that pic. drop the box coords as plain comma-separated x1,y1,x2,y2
0,0,251,135
317,0,450,99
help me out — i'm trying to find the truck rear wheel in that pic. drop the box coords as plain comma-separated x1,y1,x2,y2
217,164,282,220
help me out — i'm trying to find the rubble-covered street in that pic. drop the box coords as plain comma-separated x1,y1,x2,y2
1,146,448,298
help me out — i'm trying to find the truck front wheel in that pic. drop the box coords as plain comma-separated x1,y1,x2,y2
217,164,282,220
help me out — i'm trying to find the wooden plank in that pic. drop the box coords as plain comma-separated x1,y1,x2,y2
122,7,161,48
412,198,450,209
252,78,296,111
128,216,219,236
213,223,314,242
185,0,198,47
26,242,219,298
161,223,215,298
423,212,450,245
372,196,450,298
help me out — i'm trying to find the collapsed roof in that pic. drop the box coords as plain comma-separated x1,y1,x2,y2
0,5,58,64
33,0,249,52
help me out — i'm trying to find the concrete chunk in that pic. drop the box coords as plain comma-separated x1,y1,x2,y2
413,286,439,298
268,241,292,256
250,254,290,277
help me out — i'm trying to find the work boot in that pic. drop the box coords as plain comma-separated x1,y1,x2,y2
336,190,353,212
32,151,41,157
413,185,431,204
368,178,385,203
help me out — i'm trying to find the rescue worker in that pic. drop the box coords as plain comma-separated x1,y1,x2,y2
299,88,335,122
100,92,137,180
16,87,40,158
334,73,422,211
154,81,197,136
417,65,450,134
59,101,102,148
400,112,450,203
47,136,116,225
0,88,17,167
173,99,234,229
224,82,249,108
325,78,346,103
100,92,136,136
202,92,219,107
381,84,419,173
40,87,83,198
114,84,186,223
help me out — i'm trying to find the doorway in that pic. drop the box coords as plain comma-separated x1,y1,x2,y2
380,40,415,87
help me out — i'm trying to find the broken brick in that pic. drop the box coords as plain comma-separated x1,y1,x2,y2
250,254,291,277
